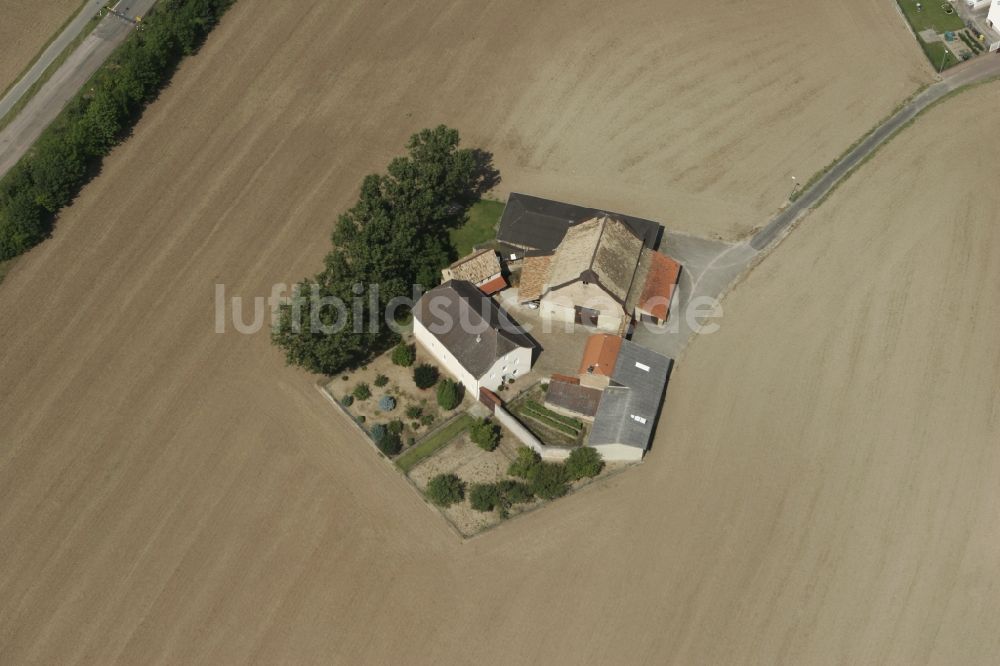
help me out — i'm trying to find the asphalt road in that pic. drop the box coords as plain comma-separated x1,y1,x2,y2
750,55,1000,251
0,0,158,178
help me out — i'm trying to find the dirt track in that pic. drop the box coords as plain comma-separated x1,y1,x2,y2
2,0,997,663
0,0,83,95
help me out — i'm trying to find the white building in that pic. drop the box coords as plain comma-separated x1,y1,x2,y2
413,280,534,396
984,0,1000,50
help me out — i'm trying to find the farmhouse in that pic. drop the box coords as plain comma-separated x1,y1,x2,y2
516,215,682,332
413,280,534,395
587,338,672,462
441,249,506,294
985,0,1000,51
496,192,660,262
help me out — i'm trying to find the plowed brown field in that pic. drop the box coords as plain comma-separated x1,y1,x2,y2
4,0,996,663
0,0,83,95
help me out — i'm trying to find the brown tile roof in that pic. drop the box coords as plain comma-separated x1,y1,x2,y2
578,333,623,377
518,254,551,302
639,252,681,321
479,274,507,295
545,380,603,417
442,249,502,285
546,216,644,302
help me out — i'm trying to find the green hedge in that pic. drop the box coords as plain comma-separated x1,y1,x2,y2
0,0,236,260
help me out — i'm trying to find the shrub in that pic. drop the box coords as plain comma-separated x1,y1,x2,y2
378,395,396,411
508,446,541,479
426,473,465,507
388,419,404,435
341,375,349,381
420,414,435,427
565,447,604,480
413,363,439,389
356,415,366,424
391,342,416,367
527,462,570,500
405,405,423,419
436,378,461,410
369,423,388,442
406,436,416,448
499,479,533,505
375,430,402,456
353,383,371,401
374,374,389,387
341,394,354,407
411,421,420,430
470,417,500,451
469,483,501,512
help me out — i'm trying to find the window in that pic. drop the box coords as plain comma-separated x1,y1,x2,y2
635,362,650,372
631,414,647,424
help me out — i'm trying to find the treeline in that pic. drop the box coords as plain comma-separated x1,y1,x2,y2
272,126,495,376
0,0,235,260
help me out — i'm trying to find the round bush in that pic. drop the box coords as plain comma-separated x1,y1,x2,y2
413,363,439,389
426,473,465,507
470,417,500,451
373,374,389,387
353,383,371,401
388,419,403,435
375,430,402,456
391,343,416,367
369,423,388,442
527,462,570,500
436,378,460,410
341,394,354,407
469,483,501,512
405,405,422,419
378,395,396,411
565,446,605,480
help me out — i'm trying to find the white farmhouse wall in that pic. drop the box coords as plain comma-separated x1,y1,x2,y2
990,0,1000,25
413,317,479,395
590,443,644,463
413,318,533,396
540,282,625,332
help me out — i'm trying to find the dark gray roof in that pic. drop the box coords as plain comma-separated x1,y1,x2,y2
544,380,603,417
589,339,673,450
496,193,661,254
413,280,534,377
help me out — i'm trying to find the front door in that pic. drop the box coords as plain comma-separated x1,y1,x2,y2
574,305,599,327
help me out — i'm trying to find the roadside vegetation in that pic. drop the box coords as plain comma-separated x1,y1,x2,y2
272,125,498,376
0,0,237,261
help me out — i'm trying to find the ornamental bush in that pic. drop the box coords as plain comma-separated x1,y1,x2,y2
374,374,389,387
391,343,416,367
413,363,439,389
388,419,404,435
353,383,371,401
469,483,501,512
436,378,460,410
341,394,354,407
369,423,388,442
470,417,500,451
405,405,423,419
378,395,396,411
375,430,402,456
508,445,541,479
527,462,570,500
426,473,465,507
565,446,604,480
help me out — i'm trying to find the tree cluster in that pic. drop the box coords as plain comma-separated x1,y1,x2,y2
0,0,236,260
272,126,494,375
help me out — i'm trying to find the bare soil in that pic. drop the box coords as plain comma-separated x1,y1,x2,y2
3,0,995,663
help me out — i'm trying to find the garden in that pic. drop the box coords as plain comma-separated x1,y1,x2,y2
508,384,589,448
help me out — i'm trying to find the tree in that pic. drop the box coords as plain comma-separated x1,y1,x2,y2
470,417,500,451
508,445,541,479
391,342,415,367
527,462,570,500
469,483,501,512
375,430,402,456
565,447,604,480
436,378,461,410
470,480,533,515
413,363,439,389
426,473,465,507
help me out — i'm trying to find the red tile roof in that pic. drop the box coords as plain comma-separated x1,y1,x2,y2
479,274,508,295
639,252,681,321
578,334,623,377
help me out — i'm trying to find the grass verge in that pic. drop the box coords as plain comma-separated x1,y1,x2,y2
396,412,473,473
0,11,103,133
450,198,503,256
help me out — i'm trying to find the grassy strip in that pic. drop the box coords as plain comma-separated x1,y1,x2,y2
520,407,581,437
0,0,92,102
920,39,959,72
396,413,473,473
790,83,930,203
0,0,236,261
449,198,503,256
523,400,583,429
813,75,1000,209
0,11,103,134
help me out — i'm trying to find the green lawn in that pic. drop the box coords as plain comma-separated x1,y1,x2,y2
396,413,473,473
450,199,503,257
920,39,960,71
896,0,965,34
